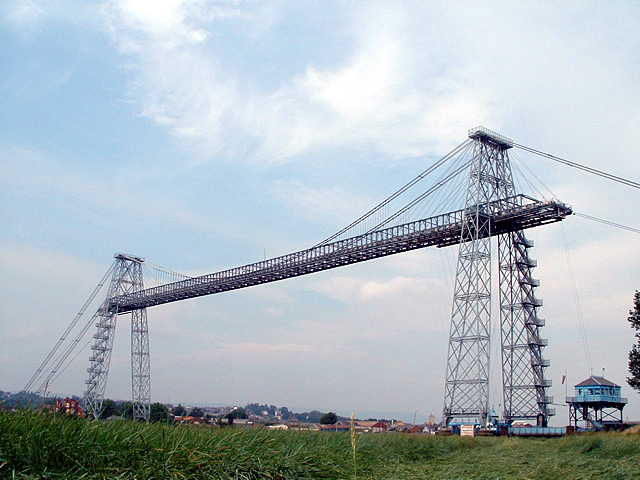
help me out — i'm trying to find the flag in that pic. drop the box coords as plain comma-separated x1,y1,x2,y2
562,375,566,385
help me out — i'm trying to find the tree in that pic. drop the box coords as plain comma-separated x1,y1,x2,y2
245,403,261,416
627,291,640,392
189,407,205,418
172,404,187,417
229,407,247,419
99,399,118,419
299,410,324,423
119,402,133,419
320,412,338,425
150,402,170,423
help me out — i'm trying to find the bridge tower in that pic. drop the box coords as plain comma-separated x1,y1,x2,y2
443,127,553,426
84,254,150,420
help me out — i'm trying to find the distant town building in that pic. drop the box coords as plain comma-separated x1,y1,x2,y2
371,421,388,433
319,422,350,432
52,397,85,418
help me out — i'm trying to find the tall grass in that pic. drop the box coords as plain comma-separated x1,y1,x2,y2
0,409,437,479
1,409,639,479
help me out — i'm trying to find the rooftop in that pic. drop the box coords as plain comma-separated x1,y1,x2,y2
574,376,619,388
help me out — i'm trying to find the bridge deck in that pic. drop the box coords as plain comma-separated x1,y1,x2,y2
110,195,571,313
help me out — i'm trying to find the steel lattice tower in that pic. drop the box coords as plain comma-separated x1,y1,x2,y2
84,254,150,420
499,230,553,424
443,127,553,426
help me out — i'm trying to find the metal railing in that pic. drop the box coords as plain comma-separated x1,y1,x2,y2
567,395,628,404
468,126,514,148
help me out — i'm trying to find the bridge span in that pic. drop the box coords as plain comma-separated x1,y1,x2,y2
111,194,571,313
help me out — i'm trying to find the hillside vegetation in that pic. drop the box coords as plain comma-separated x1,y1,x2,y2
1,409,639,479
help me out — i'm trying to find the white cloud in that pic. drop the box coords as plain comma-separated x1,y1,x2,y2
104,0,236,52
2,1,104,40
271,179,373,226
101,1,494,164
0,143,222,234
217,341,325,356
308,275,417,304
101,1,640,172
1,0,45,33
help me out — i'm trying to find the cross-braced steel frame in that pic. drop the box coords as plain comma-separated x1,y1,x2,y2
442,137,495,425
84,254,150,420
443,127,553,426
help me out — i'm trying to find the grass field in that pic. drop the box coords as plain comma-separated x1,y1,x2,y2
1,409,639,479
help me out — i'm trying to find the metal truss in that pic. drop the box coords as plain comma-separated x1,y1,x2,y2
443,136,502,425
499,231,553,424
443,127,555,426
131,306,150,420
84,254,150,420
111,196,571,314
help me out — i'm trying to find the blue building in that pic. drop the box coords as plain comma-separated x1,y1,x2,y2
567,376,627,430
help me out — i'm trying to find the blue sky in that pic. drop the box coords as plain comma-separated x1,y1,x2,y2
1,0,639,424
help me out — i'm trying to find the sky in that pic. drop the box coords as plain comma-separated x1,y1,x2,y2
1,0,639,425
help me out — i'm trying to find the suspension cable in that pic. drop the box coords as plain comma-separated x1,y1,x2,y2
510,152,557,200
513,143,640,190
33,310,102,395
22,260,116,394
367,157,473,233
560,224,593,373
405,144,473,222
49,320,98,387
510,144,639,241
573,212,640,235
145,261,192,279
143,262,192,289
316,139,472,246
